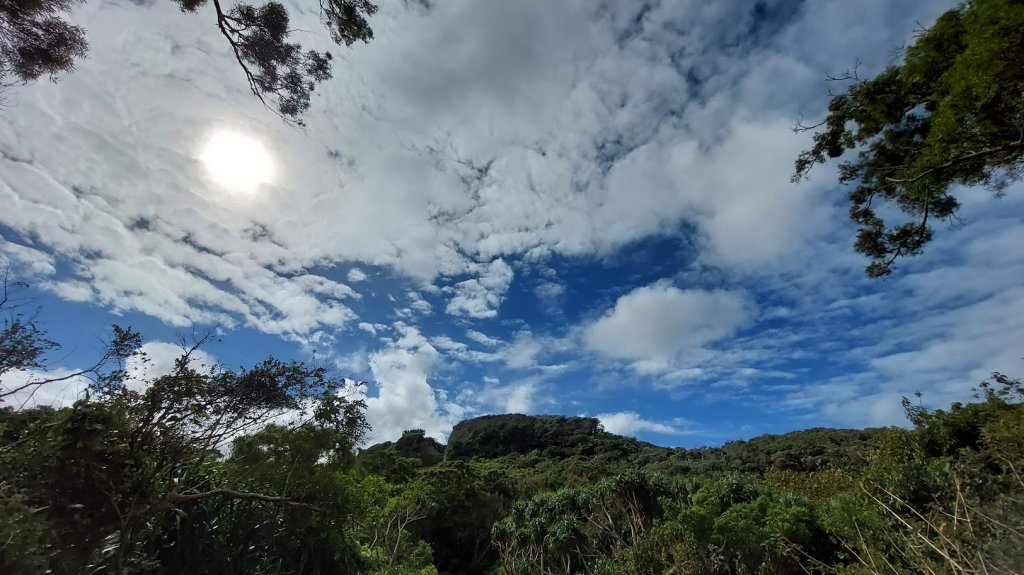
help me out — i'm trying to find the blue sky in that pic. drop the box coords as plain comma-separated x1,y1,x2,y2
3,0,1023,446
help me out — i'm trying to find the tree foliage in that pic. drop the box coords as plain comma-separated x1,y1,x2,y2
0,0,87,89
1,286,1022,573
0,0,377,123
1,273,142,406
445,414,608,460
794,0,1024,276
0,293,381,573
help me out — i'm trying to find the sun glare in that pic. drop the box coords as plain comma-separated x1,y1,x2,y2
199,130,275,193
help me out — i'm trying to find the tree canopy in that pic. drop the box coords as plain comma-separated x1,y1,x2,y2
794,0,1024,277
0,0,377,124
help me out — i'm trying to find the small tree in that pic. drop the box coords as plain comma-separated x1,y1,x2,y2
76,347,369,572
1,312,372,572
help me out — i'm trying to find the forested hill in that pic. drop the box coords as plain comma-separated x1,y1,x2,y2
446,414,610,459
357,413,889,479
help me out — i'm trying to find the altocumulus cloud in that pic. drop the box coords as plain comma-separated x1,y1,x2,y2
0,0,856,339
584,283,752,373
4,0,1022,445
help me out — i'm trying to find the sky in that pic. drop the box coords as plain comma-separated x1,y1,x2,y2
2,0,1023,447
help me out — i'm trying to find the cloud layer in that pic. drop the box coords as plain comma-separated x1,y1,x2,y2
5,0,1020,445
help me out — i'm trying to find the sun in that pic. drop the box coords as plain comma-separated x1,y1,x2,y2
199,130,275,193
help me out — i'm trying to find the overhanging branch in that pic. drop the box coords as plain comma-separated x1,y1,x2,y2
886,140,1024,186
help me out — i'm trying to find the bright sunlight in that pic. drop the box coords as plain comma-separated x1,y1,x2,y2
199,129,275,193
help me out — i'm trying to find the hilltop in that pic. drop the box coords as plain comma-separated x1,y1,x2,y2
357,413,889,481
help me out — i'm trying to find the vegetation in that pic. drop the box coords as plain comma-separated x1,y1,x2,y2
794,0,1024,276
3,285,1023,573
0,0,377,123
445,415,608,460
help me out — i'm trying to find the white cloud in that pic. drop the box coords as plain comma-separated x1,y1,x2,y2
470,378,543,415
583,282,752,372
1,367,91,409
465,329,501,347
534,279,567,317
405,290,434,315
41,279,95,302
430,335,469,354
1,340,219,408
535,281,565,301
0,238,55,276
365,324,465,442
332,348,371,378
0,0,944,338
503,381,540,413
347,268,368,282
502,330,548,370
445,259,514,319
597,411,697,437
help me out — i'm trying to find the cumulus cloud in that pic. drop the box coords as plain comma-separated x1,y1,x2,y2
1,367,92,409
583,282,752,372
0,238,55,276
502,382,539,413
535,281,565,301
0,0,927,338
347,268,368,282
597,411,698,437
405,290,434,315
465,329,501,347
501,330,553,371
0,340,217,408
445,259,514,319
466,378,544,415
358,322,381,335
41,279,95,302
365,324,465,441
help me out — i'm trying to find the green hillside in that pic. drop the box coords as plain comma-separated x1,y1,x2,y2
4,358,1023,574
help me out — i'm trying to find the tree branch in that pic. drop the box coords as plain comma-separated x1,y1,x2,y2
877,191,932,276
886,140,1024,186
209,0,303,126
211,0,268,106
166,488,321,511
